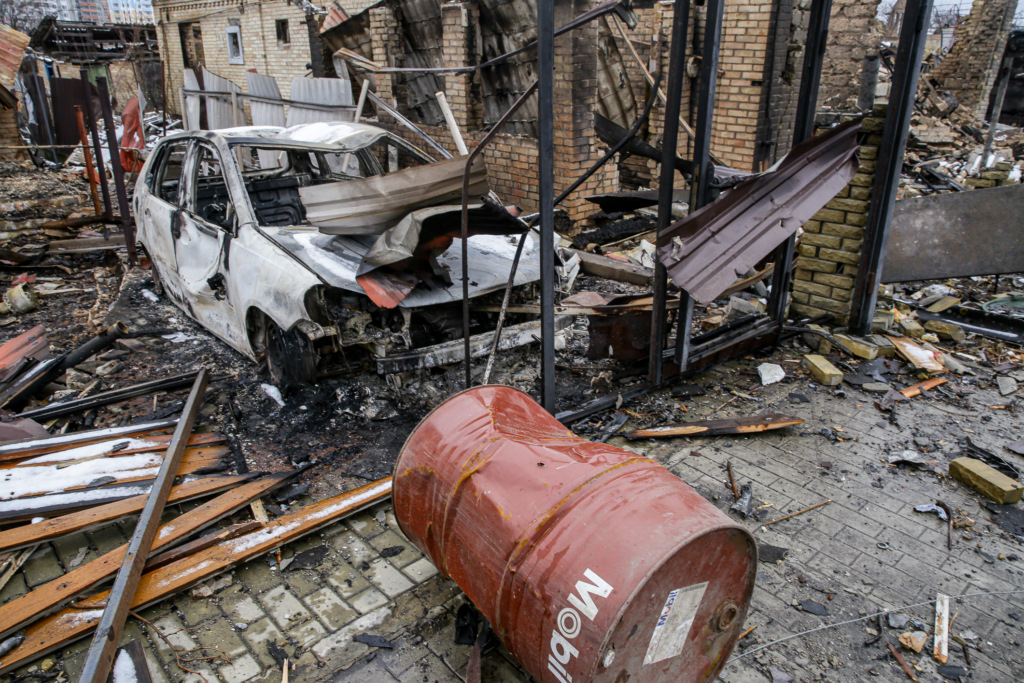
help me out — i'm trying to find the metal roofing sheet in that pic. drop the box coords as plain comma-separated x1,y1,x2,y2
658,118,864,304
0,23,30,107
286,77,355,127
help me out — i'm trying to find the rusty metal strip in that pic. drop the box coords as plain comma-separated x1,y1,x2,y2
658,118,863,304
0,471,292,643
0,477,393,674
0,474,256,554
79,370,210,682
16,370,201,422
624,414,804,440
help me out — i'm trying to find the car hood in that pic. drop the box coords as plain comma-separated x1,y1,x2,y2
267,224,541,307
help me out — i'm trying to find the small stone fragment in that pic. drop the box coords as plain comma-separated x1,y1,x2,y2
898,630,927,653
996,376,1018,396
757,363,785,385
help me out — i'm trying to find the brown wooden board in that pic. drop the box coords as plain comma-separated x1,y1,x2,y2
624,414,804,439
0,432,225,469
0,474,255,554
571,249,654,286
144,521,261,571
0,421,179,462
0,445,230,502
0,477,392,673
0,472,294,642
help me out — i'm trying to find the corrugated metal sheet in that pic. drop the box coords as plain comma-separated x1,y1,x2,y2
245,73,286,169
182,68,201,131
0,24,30,108
201,67,242,130
286,77,354,126
658,118,864,304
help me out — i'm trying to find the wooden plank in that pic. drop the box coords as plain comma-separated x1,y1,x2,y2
0,325,48,382
144,521,261,571
0,474,256,554
80,370,210,683
0,471,293,642
0,432,225,468
112,640,154,683
898,377,948,398
0,477,393,673
571,249,654,286
624,414,804,440
47,234,126,254
0,445,230,502
0,420,178,461
0,545,36,593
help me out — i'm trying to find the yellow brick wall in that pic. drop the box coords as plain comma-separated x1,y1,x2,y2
154,0,315,116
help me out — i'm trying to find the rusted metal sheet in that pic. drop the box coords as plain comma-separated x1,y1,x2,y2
0,325,48,383
0,24,29,108
624,414,804,439
300,155,488,234
881,182,1024,282
658,118,863,304
394,386,756,683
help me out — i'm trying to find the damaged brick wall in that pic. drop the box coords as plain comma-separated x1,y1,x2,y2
154,0,315,113
818,0,882,111
0,107,27,162
925,0,1017,120
790,109,883,321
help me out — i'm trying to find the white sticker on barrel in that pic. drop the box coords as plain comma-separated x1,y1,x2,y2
643,581,708,666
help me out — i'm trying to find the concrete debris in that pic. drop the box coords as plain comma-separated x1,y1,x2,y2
757,362,785,385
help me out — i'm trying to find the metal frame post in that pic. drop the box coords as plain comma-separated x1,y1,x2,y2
848,0,934,333
649,0,691,383
538,0,556,412
766,0,833,324
675,0,724,370
80,69,113,219
96,77,139,265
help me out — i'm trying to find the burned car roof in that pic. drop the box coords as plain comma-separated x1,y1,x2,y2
161,122,409,155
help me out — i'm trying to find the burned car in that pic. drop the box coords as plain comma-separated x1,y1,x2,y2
133,122,542,384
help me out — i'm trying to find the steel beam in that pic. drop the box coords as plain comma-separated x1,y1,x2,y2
78,370,209,683
848,0,934,333
675,0,724,370
80,70,112,219
538,0,556,412
96,77,138,266
649,0,691,383
766,0,833,324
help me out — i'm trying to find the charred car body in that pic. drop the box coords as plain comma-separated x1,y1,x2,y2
134,122,541,384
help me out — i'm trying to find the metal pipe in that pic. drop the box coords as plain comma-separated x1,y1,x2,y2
366,91,453,160
81,69,113,219
459,81,540,388
537,0,556,413
675,0,724,371
766,0,833,325
436,91,469,155
96,77,138,266
848,0,934,333
17,370,202,422
649,0,691,384
75,106,103,215
983,55,1013,165
78,370,209,683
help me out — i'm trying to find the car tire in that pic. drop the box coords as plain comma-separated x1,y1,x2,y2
265,320,318,387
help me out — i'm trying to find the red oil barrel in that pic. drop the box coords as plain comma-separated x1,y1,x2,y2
393,386,756,683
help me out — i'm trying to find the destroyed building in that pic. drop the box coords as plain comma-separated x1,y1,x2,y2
0,0,1022,681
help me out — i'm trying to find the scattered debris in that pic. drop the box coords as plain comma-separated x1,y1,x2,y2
764,500,832,527
899,630,928,653
934,594,950,665
623,414,803,439
799,599,828,617
758,544,788,564
888,640,919,681
950,457,1023,504
730,484,753,518
757,363,785,385
914,503,949,521
352,634,394,649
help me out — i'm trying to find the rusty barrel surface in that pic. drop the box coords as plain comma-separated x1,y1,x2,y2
393,386,756,683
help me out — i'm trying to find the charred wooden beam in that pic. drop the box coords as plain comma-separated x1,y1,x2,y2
623,414,804,440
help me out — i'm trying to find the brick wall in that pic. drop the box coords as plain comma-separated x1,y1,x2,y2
925,0,1017,119
154,0,315,116
790,110,882,321
819,0,882,111
0,107,27,162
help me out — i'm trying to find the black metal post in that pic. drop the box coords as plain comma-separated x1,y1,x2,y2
766,0,833,325
648,0,691,384
459,81,539,388
674,0,723,370
96,77,139,266
848,0,933,333
538,0,556,412
81,69,113,219
27,75,58,163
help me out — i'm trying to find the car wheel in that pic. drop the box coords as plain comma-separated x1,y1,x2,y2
265,320,318,387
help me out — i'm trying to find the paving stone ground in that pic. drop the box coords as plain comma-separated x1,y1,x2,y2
4,350,1023,682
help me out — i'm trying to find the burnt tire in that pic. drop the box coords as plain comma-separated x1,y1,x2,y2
266,320,318,387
